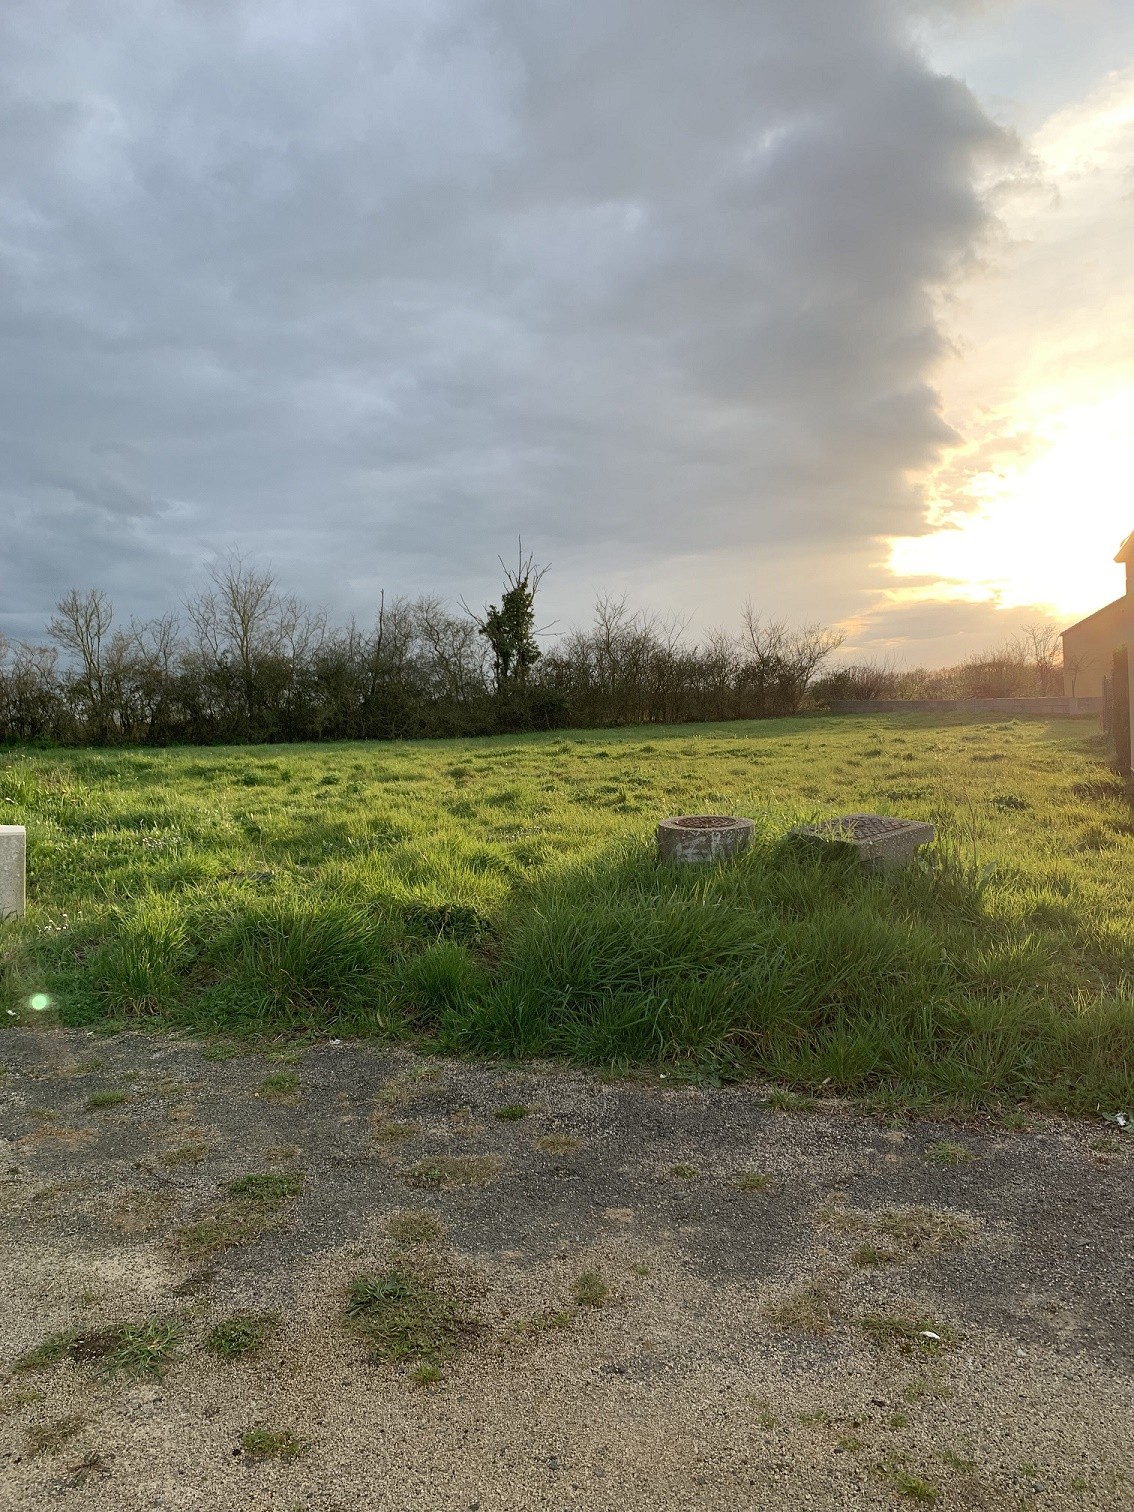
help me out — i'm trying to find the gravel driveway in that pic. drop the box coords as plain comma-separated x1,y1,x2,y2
1,1025,1131,1511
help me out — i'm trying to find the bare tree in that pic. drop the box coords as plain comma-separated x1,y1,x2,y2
49,588,116,740
187,554,288,737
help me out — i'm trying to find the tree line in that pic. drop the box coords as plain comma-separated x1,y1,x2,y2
0,556,846,746
812,624,1065,703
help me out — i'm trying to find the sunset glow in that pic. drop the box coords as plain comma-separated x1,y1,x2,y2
881,57,1134,642
889,386,1134,623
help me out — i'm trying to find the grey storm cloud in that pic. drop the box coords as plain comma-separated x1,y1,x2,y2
0,0,1016,637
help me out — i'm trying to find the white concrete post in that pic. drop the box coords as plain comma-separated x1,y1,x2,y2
0,826,26,919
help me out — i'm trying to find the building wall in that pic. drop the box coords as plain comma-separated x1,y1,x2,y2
1061,614,1131,697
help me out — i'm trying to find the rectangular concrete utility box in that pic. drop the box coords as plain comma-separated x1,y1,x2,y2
791,814,934,874
0,826,26,918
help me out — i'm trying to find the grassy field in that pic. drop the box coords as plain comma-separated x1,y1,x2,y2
1,714,1132,1115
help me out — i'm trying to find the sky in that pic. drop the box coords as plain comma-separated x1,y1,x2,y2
1,0,1132,666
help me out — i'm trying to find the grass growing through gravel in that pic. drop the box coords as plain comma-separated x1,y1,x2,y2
177,1169,304,1257
257,1072,300,1101
160,1142,210,1167
3,716,1134,1113
17,1318,183,1379
388,1211,446,1245
763,1283,836,1336
859,1313,961,1355
240,1427,309,1461
83,1090,127,1110
205,1312,281,1359
572,1271,609,1307
736,1170,773,1191
405,1155,501,1190
344,1270,473,1366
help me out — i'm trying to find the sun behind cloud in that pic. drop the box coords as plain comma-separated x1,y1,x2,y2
883,62,1134,631
891,386,1134,622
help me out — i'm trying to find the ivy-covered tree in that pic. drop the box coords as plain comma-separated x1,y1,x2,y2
469,547,548,694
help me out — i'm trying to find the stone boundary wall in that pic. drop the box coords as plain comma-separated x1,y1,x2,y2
826,697,1103,717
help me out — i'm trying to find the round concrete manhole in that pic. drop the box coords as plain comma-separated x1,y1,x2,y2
657,814,754,863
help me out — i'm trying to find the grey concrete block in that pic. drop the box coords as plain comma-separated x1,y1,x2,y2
791,813,934,873
0,825,26,918
658,815,754,865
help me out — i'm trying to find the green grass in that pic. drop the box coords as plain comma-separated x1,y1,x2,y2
18,1318,183,1379
344,1270,472,1364
205,1312,281,1359
388,1211,446,1246
177,1170,304,1257
83,1090,127,1110
257,1072,300,1101
572,1271,609,1308
2,716,1133,1113
240,1426,309,1461
859,1313,961,1355
227,1170,304,1201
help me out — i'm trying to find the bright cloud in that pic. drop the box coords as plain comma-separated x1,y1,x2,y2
882,59,1134,631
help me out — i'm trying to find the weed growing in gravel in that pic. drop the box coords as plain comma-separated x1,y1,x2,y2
824,1205,977,1264
84,1091,127,1110
405,1156,501,1190
344,1270,473,1365
854,1244,892,1267
388,1212,446,1246
27,1416,86,1455
83,1319,183,1379
572,1271,608,1307
201,1043,245,1062
925,1142,973,1165
160,1143,209,1167
20,1319,183,1380
859,1313,961,1355
901,1377,953,1404
411,1362,443,1386
0,1387,42,1414
494,1104,528,1120
736,1170,772,1191
240,1427,309,1461
994,1108,1031,1131
938,1449,976,1471
876,1454,940,1503
514,1309,574,1337
765,1090,816,1112
669,1163,697,1180
206,1313,281,1359
257,1073,300,1102
228,1170,305,1201
177,1169,304,1257
746,1396,777,1430
764,1284,835,1336
15,1332,80,1372
535,1135,581,1155
371,1119,419,1144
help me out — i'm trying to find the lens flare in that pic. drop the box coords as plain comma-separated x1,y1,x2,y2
29,993,51,1012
